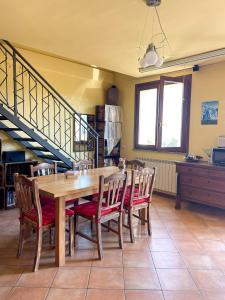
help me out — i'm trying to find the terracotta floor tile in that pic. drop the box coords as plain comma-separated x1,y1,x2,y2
65,250,95,267
86,289,125,300
17,267,56,287
125,290,164,300
157,269,197,291
88,267,124,289
190,269,225,291
163,291,202,300
182,254,217,270
92,250,123,267
0,266,23,286
150,228,170,239
46,288,86,300
174,240,203,253
123,250,154,268
0,287,13,300
149,238,178,252
170,232,196,241
152,252,186,268
202,291,225,300
211,253,225,270
199,240,225,252
52,267,90,288
8,287,48,300
124,267,160,290
123,238,149,251
1,197,225,299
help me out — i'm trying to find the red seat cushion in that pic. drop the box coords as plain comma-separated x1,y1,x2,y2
22,204,74,226
73,201,119,219
22,207,55,226
123,187,148,207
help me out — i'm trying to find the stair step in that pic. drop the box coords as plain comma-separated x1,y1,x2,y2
26,147,49,152
38,154,60,160
0,127,21,131
0,116,7,120
14,137,36,142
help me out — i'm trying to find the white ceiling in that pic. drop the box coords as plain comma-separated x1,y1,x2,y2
1,0,225,77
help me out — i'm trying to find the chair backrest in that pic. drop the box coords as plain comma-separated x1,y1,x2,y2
73,159,94,171
30,162,57,177
14,173,42,225
126,159,145,170
130,167,155,205
96,171,128,219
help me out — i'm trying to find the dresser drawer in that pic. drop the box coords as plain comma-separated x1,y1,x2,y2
177,164,225,179
180,185,225,208
180,174,225,193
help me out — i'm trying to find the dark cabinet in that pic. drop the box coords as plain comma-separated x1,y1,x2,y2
176,161,225,210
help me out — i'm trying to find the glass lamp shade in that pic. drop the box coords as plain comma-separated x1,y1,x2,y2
139,57,149,68
145,50,158,66
155,55,164,67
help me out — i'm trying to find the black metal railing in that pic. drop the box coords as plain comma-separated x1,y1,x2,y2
0,40,99,165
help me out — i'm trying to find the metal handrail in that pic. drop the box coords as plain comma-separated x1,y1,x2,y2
1,40,99,138
0,40,99,166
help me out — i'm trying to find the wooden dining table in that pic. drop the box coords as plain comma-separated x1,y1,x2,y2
31,166,119,267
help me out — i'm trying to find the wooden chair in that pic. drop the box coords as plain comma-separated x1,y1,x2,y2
30,163,75,257
15,174,55,271
73,171,128,259
123,167,155,243
126,159,145,170
30,162,57,177
30,163,57,207
73,159,94,171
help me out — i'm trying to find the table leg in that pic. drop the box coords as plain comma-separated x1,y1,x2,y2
55,197,65,267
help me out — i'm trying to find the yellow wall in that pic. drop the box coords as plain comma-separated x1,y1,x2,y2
3,45,225,163
1,48,114,159
115,62,225,161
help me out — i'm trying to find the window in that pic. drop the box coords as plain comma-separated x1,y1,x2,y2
134,75,192,152
75,114,88,143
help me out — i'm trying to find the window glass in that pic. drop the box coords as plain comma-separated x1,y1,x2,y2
138,88,157,146
161,82,184,148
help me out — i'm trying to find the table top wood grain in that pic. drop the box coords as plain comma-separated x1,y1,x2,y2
31,166,119,200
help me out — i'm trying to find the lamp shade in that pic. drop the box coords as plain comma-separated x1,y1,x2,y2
155,55,164,67
145,50,158,65
139,57,149,68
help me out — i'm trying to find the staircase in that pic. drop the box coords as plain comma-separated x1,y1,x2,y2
0,40,99,170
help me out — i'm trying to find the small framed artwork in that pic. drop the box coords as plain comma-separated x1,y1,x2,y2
201,100,219,125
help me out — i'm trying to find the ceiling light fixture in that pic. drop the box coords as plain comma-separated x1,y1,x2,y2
138,0,170,71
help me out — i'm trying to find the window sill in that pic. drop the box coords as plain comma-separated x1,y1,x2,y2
133,147,186,155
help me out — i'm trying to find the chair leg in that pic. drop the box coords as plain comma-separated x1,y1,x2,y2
147,205,152,236
118,214,123,249
49,228,52,245
107,221,110,232
128,209,135,243
17,221,25,258
74,214,78,247
33,227,43,272
68,217,74,256
96,222,103,259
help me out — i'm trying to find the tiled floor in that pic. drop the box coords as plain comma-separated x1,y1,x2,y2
1,195,225,300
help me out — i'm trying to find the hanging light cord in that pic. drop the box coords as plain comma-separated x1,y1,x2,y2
154,7,172,52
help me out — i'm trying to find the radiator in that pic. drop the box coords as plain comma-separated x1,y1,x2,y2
136,157,177,195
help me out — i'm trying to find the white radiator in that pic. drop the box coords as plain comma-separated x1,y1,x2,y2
136,157,177,195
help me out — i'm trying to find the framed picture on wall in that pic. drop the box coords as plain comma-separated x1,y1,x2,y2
201,100,218,125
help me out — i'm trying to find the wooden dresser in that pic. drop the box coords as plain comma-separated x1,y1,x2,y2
176,161,225,210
